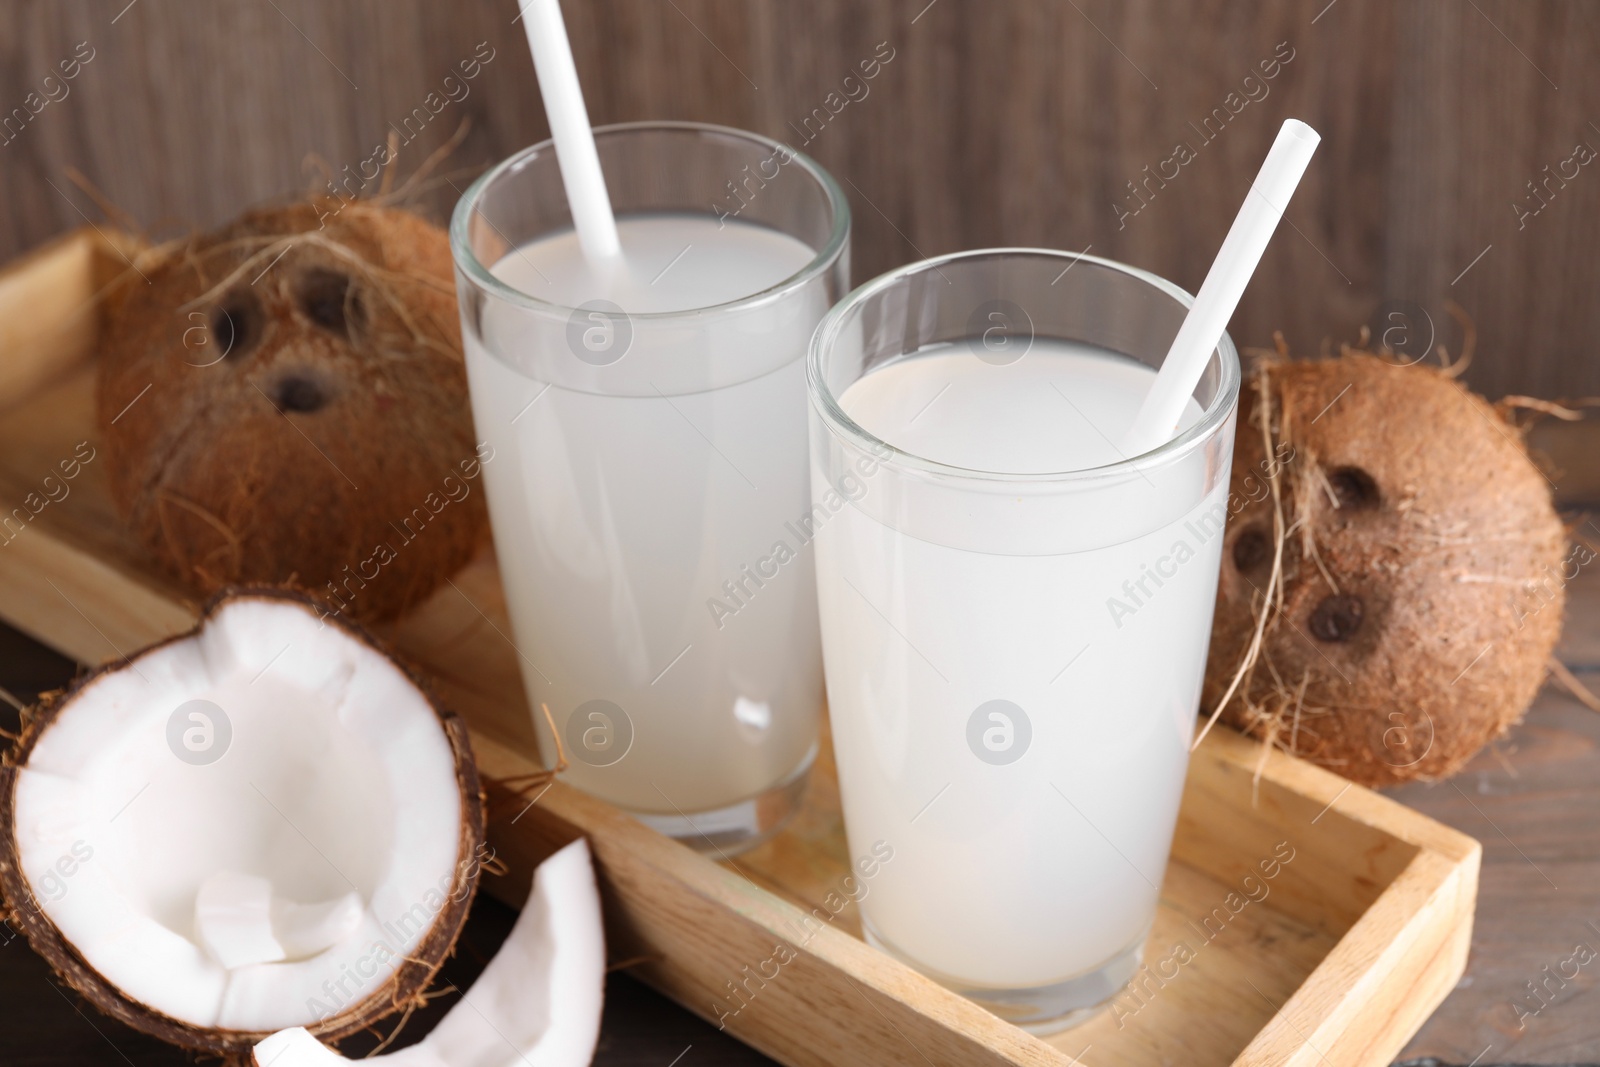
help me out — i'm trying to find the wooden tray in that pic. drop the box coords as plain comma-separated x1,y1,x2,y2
0,229,1480,1067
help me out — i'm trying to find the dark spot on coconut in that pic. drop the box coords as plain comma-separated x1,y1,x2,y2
1328,466,1380,511
1309,594,1364,643
297,268,364,340
1232,528,1271,571
272,375,328,414
100,201,489,625
210,293,260,361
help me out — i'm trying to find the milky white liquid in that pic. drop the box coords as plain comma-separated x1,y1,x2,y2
464,215,824,816
815,341,1227,989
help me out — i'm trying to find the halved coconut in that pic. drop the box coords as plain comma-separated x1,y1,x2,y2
0,589,485,1059
252,838,605,1067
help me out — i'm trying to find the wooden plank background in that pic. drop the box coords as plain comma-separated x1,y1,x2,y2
0,0,1596,399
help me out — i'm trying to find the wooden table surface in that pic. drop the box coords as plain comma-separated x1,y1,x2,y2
2,524,1597,1067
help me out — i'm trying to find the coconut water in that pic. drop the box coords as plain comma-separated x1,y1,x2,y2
464,214,823,818
816,341,1228,989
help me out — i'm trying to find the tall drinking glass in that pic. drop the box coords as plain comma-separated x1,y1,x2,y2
451,123,849,853
807,249,1239,1030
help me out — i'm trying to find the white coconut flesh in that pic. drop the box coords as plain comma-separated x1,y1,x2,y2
253,838,605,1067
194,871,365,969
10,597,466,1032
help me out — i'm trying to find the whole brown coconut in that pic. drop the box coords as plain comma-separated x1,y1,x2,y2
1202,350,1568,786
97,199,487,621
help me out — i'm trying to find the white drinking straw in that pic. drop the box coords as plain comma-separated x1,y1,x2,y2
1122,119,1321,456
520,0,621,264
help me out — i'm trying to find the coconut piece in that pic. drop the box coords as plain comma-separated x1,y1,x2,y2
1202,351,1567,786
96,199,488,622
195,872,287,969
0,589,486,1058
194,872,363,968
252,838,605,1067
273,887,365,960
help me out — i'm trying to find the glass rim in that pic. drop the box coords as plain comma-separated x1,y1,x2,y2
806,247,1242,484
448,120,851,321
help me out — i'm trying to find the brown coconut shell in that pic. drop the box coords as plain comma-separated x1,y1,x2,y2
0,587,487,1061
1202,351,1568,787
97,199,486,621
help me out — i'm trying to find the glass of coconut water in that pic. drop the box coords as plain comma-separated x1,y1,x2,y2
451,123,849,852
807,249,1239,1031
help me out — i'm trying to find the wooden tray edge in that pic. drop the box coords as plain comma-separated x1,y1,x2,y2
471,731,1068,1067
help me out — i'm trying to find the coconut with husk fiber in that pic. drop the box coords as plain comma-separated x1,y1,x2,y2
97,199,487,621
1201,346,1568,787
0,589,485,1059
